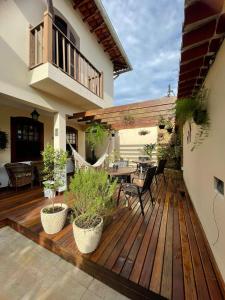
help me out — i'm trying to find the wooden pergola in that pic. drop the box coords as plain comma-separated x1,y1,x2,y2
177,0,225,98
69,97,176,130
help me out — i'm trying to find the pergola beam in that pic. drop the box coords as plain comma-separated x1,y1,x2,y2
71,98,176,120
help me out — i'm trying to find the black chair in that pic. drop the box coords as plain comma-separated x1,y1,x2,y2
155,159,167,185
121,166,157,216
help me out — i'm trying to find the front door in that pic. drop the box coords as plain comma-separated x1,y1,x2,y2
11,117,44,162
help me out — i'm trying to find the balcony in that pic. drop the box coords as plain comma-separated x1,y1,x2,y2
29,12,104,108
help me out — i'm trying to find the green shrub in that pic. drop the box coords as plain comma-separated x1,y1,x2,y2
68,169,117,229
143,144,155,159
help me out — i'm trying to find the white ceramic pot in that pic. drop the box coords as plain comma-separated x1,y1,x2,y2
72,217,103,254
41,203,68,234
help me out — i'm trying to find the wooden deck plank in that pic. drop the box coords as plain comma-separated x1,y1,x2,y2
97,197,149,266
185,190,224,300
119,181,163,279
182,196,210,299
178,198,197,300
105,198,151,271
150,191,170,293
160,193,174,299
0,171,224,300
172,193,184,300
138,180,167,289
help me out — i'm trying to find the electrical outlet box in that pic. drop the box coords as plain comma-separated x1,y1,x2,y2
214,177,224,196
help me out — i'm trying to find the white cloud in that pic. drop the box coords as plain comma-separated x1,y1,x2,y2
102,0,184,105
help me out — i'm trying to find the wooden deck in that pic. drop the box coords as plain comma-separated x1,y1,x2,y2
0,171,224,300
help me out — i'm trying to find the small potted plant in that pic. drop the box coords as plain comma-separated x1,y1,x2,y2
158,116,166,129
165,120,173,134
143,143,155,160
41,144,68,234
68,169,117,254
138,129,149,136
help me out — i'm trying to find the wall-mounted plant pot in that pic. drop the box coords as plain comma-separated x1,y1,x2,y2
193,110,207,125
159,125,165,129
167,128,173,134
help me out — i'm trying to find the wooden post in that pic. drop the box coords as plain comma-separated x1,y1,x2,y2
29,24,35,68
43,11,53,64
100,71,104,98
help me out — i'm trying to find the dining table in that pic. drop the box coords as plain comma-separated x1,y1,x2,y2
107,167,136,206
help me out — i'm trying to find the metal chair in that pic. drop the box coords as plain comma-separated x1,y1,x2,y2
155,159,167,185
121,166,157,216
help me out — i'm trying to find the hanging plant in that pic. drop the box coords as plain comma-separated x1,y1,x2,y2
0,131,8,150
86,123,109,150
138,129,149,136
123,114,135,125
158,116,166,129
175,97,197,125
176,88,210,151
176,88,209,126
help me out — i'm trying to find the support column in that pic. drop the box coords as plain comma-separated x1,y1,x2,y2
54,112,66,151
54,112,67,191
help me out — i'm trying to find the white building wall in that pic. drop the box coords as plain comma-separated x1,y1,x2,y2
0,0,113,114
183,40,225,281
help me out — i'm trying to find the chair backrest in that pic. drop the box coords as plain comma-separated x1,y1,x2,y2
156,159,167,175
115,160,129,168
142,166,157,194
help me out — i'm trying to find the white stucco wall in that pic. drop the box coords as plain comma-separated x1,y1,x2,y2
116,127,158,164
0,0,113,115
183,40,225,281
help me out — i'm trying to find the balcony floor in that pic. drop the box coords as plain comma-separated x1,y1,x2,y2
0,171,224,300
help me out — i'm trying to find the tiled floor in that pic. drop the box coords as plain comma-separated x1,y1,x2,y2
0,227,129,300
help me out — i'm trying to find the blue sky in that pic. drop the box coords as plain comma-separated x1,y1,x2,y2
102,0,184,105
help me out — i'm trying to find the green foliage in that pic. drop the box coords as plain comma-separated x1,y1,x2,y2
68,169,117,228
138,129,149,136
123,114,135,125
42,144,68,190
143,143,155,159
175,98,197,124
0,131,8,150
176,88,209,126
158,116,166,127
176,88,210,151
86,123,109,150
165,119,173,129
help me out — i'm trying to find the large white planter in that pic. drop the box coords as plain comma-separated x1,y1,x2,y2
41,203,68,234
72,217,103,254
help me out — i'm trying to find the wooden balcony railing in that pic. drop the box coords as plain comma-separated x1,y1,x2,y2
29,11,103,98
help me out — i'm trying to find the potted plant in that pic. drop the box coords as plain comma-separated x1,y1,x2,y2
165,120,173,134
0,131,8,150
123,114,135,125
158,116,166,129
41,144,68,234
68,169,117,254
143,143,155,160
138,129,149,136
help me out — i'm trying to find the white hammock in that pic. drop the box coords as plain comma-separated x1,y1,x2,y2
68,140,111,169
